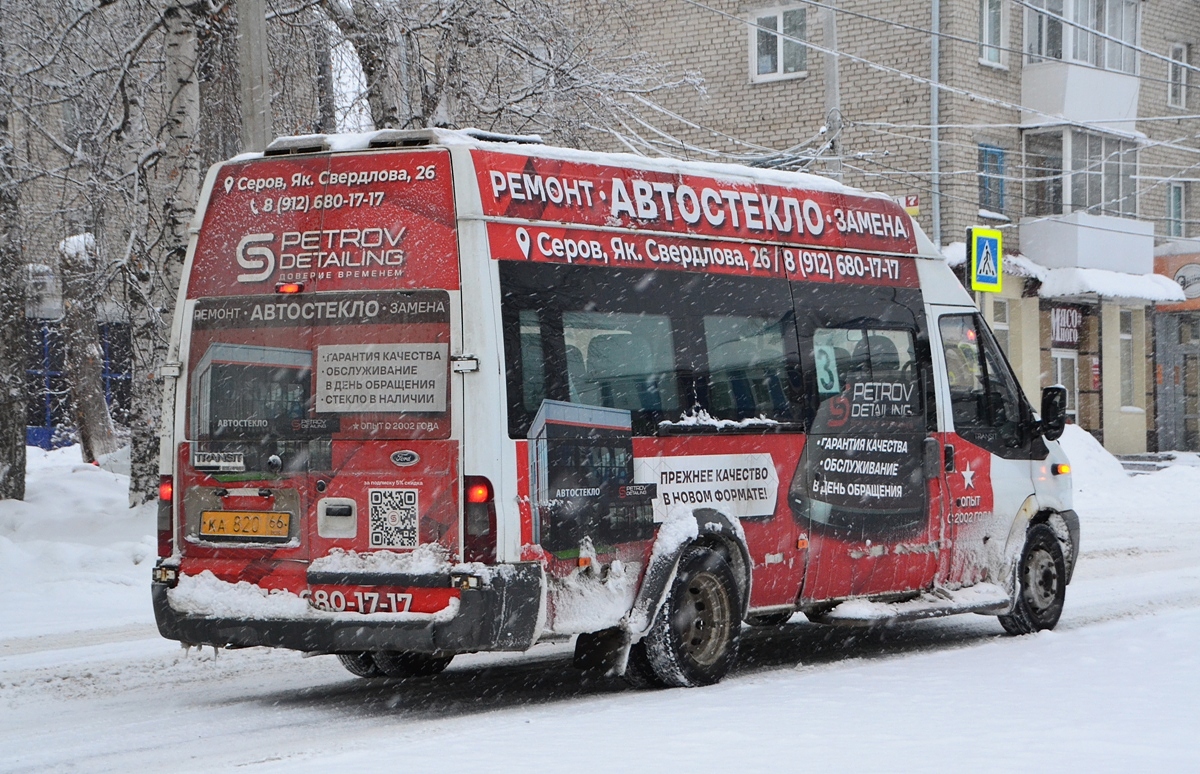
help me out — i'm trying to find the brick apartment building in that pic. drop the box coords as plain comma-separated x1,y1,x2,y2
610,0,1200,453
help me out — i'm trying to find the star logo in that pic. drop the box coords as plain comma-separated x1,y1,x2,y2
961,461,976,489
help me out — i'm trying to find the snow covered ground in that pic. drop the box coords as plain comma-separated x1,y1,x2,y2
2,429,1199,772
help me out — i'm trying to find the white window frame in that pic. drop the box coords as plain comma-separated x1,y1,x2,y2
1027,0,1138,73
1119,309,1135,408
1067,129,1138,218
1169,43,1189,109
1168,182,1186,238
991,298,1011,356
749,6,808,84
1025,0,1064,63
1051,348,1078,420
979,0,1006,68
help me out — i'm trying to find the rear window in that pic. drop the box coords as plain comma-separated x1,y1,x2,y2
187,289,451,441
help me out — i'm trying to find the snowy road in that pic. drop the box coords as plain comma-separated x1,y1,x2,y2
3,431,1200,772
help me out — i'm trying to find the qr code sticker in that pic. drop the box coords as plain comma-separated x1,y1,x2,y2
368,488,418,548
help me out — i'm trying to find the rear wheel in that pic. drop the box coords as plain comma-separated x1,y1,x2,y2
638,546,741,688
999,524,1067,635
373,651,454,678
336,651,383,678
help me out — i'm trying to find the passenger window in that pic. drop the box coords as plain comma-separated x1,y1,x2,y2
519,310,545,412
563,311,680,414
702,315,791,420
810,327,921,434
938,314,1028,454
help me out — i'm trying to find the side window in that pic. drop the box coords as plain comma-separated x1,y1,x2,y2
519,309,545,412
563,311,680,414
811,327,922,434
702,314,792,420
938,313,1029,456
500,263,802,437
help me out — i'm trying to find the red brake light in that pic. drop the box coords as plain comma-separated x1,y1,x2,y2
466,478,493,504
275,282,304,294
158,477,174,501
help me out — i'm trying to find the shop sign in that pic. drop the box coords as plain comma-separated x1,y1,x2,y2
1050,305,1083,347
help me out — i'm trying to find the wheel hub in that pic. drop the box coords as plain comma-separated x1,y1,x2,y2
1023,547,1060,612
674,572,732,667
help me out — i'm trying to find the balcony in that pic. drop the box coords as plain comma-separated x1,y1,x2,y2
1020,210,1154,275
1021,61,1140,134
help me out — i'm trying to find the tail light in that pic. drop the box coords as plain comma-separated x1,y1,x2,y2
463,475,496,564
158,475,174,557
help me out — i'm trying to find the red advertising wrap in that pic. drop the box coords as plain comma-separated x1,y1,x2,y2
187,150,458,298
473,150,917,252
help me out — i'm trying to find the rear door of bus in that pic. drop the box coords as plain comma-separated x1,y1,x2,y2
179,147,462,608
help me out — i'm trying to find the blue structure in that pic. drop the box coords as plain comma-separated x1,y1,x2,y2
25,320,132,449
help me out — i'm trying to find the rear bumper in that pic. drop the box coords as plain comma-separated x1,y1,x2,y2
152,562,544,655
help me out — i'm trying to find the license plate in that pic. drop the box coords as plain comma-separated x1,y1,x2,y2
199,511,291,541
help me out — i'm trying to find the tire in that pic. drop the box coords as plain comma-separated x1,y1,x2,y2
640,546,742,688
623,640,666,689
999,524,1067,635
372,651,454,678
337,651,384,678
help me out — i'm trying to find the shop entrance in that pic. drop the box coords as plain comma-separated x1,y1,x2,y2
1156,314,1200,451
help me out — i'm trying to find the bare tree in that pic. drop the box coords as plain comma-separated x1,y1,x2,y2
0,18,26,499
60,233,121,463
128,0,203,503
319,0,701,146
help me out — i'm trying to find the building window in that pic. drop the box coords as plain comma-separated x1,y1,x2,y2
1026,0,1064,62
992,298,1010,355
980,0,1004,65
752,7,807,82
1073,0,1138,72
979,145,1006,214
1169,182,1186,238
1069,130,1137,217
1120,309,1134,407
1051,349,1078,421
1169,43,1189,109
1025,132,1064,216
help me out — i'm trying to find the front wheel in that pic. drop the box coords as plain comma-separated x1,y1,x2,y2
636,546,742,688
373,651,454,678
999,524,1067,635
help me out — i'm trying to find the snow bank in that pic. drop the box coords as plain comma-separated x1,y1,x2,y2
0,446,154,639
1057,425,1128,488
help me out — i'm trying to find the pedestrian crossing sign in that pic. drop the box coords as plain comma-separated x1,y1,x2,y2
968,227,1003,293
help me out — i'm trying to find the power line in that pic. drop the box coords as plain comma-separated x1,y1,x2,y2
1009,0,1200,77
677,0,1200,160
779,0,1194,89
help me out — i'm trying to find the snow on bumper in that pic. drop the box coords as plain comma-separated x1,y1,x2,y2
152,562,544,655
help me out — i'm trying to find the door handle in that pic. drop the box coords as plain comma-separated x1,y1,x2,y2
944,444,956,473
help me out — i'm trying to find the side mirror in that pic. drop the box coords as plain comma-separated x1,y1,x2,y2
1040,385,1068,441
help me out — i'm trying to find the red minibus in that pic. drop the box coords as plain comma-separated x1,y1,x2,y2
152,129,1078,687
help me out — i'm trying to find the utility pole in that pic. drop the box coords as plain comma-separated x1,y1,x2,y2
930,0,942,248
823,1,843,182
237,0,273,152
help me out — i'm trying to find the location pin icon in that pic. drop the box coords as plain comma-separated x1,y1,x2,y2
223,177,234,194
515,227,531,259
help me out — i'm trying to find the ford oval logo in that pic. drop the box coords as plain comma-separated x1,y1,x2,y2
390,450,420,467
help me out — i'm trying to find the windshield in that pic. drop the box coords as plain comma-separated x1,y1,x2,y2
187,289,451,443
